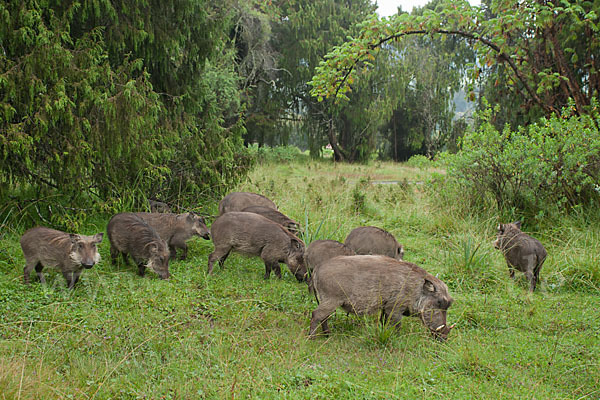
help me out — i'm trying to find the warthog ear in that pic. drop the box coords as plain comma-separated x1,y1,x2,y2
291,238,304,251
513,221,522,229
423,279,436,293
69,233,79,244
93,233,104,243
398,245,405,258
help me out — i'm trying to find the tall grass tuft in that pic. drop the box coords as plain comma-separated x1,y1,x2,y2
363,313,398,347
442,235,501,293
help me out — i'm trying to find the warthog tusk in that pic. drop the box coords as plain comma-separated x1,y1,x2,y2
449,323,456,329
435,324,445,331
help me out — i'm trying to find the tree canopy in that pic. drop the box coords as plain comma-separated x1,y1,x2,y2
310,0,600,119
4,0,598,226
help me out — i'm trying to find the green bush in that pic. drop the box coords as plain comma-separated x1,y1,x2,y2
448,103,600,216
405,154,433,169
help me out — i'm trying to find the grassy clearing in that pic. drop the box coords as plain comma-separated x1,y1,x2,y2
1,159,599,399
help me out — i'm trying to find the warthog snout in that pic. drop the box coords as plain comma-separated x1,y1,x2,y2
431,323,455,342
294,271,307,282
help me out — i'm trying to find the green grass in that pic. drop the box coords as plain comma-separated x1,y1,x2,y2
1,159,599,399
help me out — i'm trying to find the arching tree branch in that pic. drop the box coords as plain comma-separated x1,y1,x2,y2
331,28,558,116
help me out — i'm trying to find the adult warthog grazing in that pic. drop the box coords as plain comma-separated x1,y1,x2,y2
241,205,300,234
149,199,171,213
310,255,454,341
218,192,277,215
20,227,103,289
304,240,356,294
136,212,210,260
107,213,171,279
494,221,547,292
344,226,404,260
208,212,306,282
305,240,356,273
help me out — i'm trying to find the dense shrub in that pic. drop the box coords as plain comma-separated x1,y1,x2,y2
448,104,600,216
405,155,433,169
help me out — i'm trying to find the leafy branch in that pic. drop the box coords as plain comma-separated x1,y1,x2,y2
309,0,599,117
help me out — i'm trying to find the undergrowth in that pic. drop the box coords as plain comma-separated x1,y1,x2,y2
0,157,598,398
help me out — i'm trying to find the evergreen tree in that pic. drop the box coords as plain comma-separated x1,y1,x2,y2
0,0,249,226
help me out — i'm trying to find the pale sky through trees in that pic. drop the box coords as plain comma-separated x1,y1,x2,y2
376,0,481,17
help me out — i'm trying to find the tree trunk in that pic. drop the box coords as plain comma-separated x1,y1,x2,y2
327,118,346,162
547,24,587,114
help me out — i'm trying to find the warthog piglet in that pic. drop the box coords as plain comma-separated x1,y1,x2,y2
136,212,210,260
345,226,404,260
208,211,306,282
20,227,103,289
218,192,277,215
107,213,170,279
304,239,356,294
494,221,547,292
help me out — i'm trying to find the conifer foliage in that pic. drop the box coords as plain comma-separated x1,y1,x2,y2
0,0,249,226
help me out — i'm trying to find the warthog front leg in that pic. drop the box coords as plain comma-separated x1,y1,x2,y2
110,245,119,266
508,265,515,279
263,260,281,279
64,270,82,289
179,243,188,260
168,245,178,260
137,263,146,277
309,301,337,338
207,246,231,274
35,263,46,284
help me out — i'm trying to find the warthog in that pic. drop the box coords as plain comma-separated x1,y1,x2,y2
304,240,356,294
149,199,171,213
241,205,300,234
20,227,103,289
136,212,210,260
494,221,547,292
344,226,404,260
310,255,454,341
208,211,306,281
107,213,170,279
305,240,356,273
218,192,277,215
